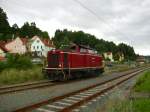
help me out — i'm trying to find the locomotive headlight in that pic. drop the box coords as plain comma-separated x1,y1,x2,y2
59,64,61,67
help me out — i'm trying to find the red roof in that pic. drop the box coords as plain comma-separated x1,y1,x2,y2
0,41,8,52
20,38,28,45
41,39,54,47
0,56,5,61
31,36,55,47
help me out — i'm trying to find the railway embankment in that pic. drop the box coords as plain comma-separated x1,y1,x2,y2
96,70,150,112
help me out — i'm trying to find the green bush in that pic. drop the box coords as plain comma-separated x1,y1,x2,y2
5,54,33,70
0,61,8,72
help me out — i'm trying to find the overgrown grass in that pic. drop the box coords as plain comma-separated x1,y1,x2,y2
106,98,150,112
105,64,132,74
97,90,150,112
0,66,45,86
132,98,150,112
134,70,150,92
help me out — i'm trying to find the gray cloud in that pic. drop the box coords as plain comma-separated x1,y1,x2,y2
1,0,150,55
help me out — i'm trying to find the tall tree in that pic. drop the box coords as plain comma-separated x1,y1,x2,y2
0,7,10,34
53,29,136,61
0,7,12,40
11,23,19,36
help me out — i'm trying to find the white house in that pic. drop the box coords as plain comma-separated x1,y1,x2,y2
42,39,55,57
103,52,114,62
29,36,55,57
5,37,27,54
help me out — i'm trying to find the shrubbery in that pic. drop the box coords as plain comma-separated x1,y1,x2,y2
0,55,45,85
0,66,44,85
0,61,8,72
0,54,33,71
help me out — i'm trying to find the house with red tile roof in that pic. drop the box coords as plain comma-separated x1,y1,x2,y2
28,36,55,57
1,36,54,57
5,37,27,54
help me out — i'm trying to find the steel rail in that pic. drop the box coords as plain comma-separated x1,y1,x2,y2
0,80,57,95
0,71,108,95
60,70,144,112
13,67,149,112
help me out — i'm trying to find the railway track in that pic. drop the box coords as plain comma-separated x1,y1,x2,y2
0,73,106,95
0,67,144,95
0,75,107,95
0,80,56,95
14,67,149,112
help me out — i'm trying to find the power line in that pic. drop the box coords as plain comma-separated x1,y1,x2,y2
73,0,113,29
72,0,130,40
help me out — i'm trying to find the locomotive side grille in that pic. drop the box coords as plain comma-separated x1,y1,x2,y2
63,53,68,68
48,54,59,68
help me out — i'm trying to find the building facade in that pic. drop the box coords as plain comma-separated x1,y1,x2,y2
5,37,27,54
29,36,55,57
103,52,114,62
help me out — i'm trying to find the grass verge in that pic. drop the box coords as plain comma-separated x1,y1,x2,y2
0,66,45,86
134,70,150,92
108,98,150,112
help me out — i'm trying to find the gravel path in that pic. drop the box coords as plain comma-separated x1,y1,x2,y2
0,68,141,112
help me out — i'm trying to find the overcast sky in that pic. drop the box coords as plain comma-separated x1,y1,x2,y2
1,0,150,55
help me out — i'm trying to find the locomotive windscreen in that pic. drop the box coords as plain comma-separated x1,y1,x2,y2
48,54,59,68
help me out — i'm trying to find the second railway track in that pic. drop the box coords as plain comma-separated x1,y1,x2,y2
0,80,56,95
14,67,149,112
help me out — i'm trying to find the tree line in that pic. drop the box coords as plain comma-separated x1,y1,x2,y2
52,29,136,61
0,7,136,61
0,7,49,40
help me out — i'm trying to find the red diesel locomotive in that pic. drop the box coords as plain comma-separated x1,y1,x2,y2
43,44,104,81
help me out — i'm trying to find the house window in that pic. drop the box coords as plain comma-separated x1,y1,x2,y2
37,46,39,49
41,46,42,49
33,46,35,49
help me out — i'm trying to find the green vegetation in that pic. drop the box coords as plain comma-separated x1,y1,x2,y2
105,64,132,74
0,54,45,85
0,66,45,85
0,7,49,40
53,29,136,61
134,70,150,92
0,54,33,72
132,98,150,112
106,99,150,112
